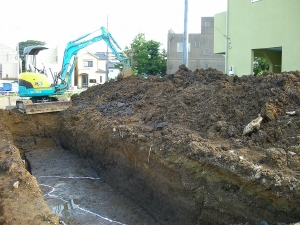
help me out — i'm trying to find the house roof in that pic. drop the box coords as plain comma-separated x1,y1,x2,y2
108,61,117,68
94,52,107,60
81,51,108,60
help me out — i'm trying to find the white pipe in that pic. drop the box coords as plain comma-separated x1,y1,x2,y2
225,0,229,74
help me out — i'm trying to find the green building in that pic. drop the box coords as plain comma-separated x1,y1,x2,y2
214,0,300,76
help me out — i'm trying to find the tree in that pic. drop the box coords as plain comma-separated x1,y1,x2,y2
19,40,46,72
117,34,166,76
253,57,269,76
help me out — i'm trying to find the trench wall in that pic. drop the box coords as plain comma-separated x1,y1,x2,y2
0,110,60,225
59,111,300,225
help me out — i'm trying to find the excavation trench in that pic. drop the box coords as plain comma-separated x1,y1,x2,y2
1,69,300,225
24,140,158,225
1,109,299,225
1,111,161,224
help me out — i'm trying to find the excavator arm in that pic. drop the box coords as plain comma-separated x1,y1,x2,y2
56,26,131,93
100,27,132,79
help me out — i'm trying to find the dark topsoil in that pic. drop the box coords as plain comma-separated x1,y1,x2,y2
1,65,300,225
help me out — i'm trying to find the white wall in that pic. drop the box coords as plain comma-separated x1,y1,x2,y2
0,44,19,79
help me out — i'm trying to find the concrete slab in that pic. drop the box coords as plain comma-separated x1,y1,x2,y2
0,96,19,110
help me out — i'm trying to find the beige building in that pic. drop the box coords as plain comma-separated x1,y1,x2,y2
214,0,300,76
0,44,20,79
167,17,225,74
75,51,107,88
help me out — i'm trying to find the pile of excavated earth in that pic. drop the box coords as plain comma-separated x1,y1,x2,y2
0,65,300,225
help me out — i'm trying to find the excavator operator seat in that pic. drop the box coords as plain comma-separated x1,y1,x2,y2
28,64,34,72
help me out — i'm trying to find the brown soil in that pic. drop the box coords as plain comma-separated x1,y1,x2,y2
1,66,300,224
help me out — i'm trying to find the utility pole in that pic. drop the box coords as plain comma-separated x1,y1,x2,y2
182,0,188,66
106,15,109,82
225,0,229,74
16,27,20,77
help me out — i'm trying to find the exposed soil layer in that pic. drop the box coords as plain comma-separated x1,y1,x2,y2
0,112,60,225
1,66,300,224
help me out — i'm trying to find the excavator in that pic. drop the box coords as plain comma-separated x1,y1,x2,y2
17,26,132,114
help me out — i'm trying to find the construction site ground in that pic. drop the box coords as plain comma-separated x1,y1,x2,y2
0,66,300,225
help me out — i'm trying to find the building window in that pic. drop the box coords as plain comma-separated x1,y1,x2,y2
204,64,209,69
204,49,209,55
100,76,102,83
89,79,96,83
205,21,210,27
177,42,190,52
195,42,200,48
84,61,93,67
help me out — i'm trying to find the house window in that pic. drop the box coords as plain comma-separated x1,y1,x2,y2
84,60,93,67
204,64,209,69
204,49,209,55
89,79,96,83
100,76,102,83
205,21,210,27
177,42,190,52
195,42,200,48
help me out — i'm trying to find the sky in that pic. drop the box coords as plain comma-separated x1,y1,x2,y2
0,0,227,52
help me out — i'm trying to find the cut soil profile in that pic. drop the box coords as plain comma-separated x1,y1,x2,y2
0,66,300,225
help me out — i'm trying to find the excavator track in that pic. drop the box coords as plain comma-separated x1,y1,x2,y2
16,99,72,114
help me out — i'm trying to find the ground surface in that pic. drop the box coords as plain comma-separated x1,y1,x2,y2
1,66,300,224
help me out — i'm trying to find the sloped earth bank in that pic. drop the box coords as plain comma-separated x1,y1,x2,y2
0,66,299,224
0,112,60,225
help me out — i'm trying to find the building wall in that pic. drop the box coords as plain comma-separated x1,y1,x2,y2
96,52,121,79
214,12,227,55
214,0,300,76
0,44,19,79
108,68,119,79
167,17,225,74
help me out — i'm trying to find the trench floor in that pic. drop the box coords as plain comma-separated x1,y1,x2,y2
25,145,158,225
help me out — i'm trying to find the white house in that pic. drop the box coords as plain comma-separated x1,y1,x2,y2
107,61,120,79
94,51,121,80
76,51,107,88
0,44,20,79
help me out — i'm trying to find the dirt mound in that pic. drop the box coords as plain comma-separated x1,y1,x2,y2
62,65,300,224
74,66,300,155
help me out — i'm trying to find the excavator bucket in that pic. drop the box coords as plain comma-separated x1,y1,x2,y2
16,99,72,114
118,66,132,79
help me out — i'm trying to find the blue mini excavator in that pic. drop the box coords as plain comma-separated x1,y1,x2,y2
17,27,131,114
